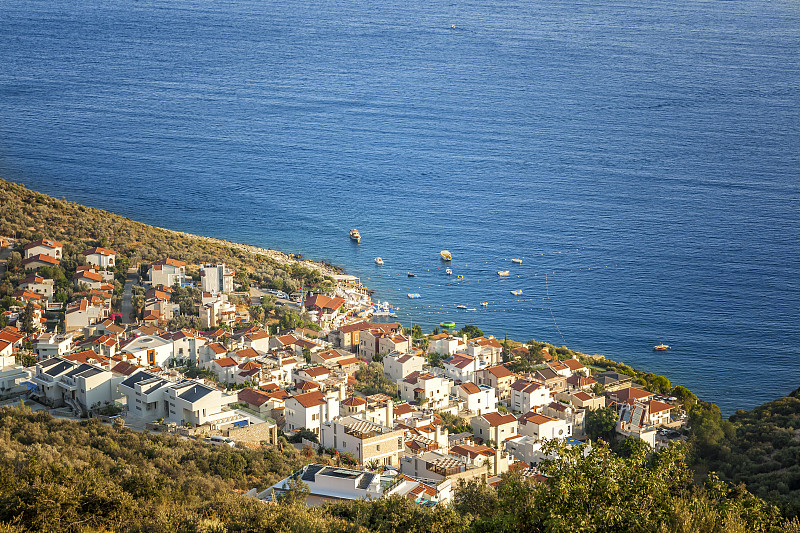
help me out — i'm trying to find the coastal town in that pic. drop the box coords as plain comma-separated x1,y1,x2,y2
1,234,691,507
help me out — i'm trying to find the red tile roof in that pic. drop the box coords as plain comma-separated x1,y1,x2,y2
23,239,62,250
83,246,117,256
214,357,237,368
481,412,518,427
290,390,327,409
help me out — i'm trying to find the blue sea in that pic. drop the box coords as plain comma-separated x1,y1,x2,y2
1,0,798,415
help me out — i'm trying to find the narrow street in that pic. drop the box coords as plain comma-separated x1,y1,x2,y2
120,266,139,325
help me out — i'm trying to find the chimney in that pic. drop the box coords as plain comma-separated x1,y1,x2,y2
385,401,393,426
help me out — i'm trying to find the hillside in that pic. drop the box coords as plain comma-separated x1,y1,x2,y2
691,387,800,517
0,178,336,293
0,407,794,533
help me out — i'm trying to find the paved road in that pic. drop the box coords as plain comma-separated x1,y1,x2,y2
0,244,12,282
121,267,139,325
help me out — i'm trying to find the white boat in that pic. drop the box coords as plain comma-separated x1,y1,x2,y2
374,257,383,265
440,250,452,261
480,301,488,306
511,258,523,264
446,268,453,275
467,308,477,311
498,270,510,277
456,305,467,310
654,344,670,351
350,228,361,243
511,289,522,296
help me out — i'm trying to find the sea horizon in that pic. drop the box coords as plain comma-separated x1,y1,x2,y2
2,0,798,415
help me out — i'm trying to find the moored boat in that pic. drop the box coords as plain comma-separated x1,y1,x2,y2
654,343,670,351
480,301,488,306
407,272,416,277
498,270,510,277
456,304,467,310
511,258,523,264
407,293,421,299
511,289,522,296
350,229,361,243
440,250,452,261
374,257,383,265
446,268,453,275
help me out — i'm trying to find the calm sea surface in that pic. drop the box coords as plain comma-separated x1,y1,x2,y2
1,0,798,414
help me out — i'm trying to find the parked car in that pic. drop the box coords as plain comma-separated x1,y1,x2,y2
206,436,235,447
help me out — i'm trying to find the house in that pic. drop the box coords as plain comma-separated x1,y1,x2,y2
310,348,353,367
383,351,425,383
518,412,572,441
509,379,551,413
562,358,588,376
304,294,346,324
78,334,118,357
200,299,236,329
261,464,450,507
33,332,75,360
475,364,516,403
18,276,55,302
21,254,60,269
23,239,63,260
546,360,572,378
335,356,362,375
442,353,477,383
328,321,400,351
643,399,674,426
241,331,270,352
399,371,452,409
64,298,109,333
269,334,300,353
566,374,598,391
448,443,497,468
464,336,503,367
83,247,116,269
320,415,405,467
607,386,655,407
542,402,584,438
294,365,331,385
617,400,658,447
237,387,273,416
471,412,519,446
358,329,409,361
118,334,174,368
119,370,238,426
208,356,238,384
595,371,633,392
555,390,606,411
0,348,30,396
284,391,339,436
32,357,122,411
427,333,461,356
529,367,567,393
453,382,497,416
148,258,187,288
200,263,235,295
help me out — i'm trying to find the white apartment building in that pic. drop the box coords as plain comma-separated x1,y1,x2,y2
200,263,235,295
320,415,405,467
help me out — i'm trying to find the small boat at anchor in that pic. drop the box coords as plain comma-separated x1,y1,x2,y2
407,272,416,278
498,270,510,277
511,289,522,296
440,250,452,261
374,257,383,265
446,268,453,275
441,321,455,329
349,229,361,243
407,293,421,299
457,275,464,280
456,305,467,310
511,258,523,264
654,343,670,351
480,301,488,306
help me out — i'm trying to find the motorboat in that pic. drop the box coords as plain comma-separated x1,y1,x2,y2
498,270,510,277
374,257,383,265
511,258,523,264
407,272,416,278
440,250,452,261
654,344,670,351
407,293,421,299
511,289,522,296
456,305,467,310
467,308,477,311
350,229,361,243
480,301,488,306
446,268,453,275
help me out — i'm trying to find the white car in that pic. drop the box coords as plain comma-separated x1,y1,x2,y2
206,436,235,447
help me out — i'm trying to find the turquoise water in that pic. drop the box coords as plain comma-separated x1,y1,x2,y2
1,0,798,414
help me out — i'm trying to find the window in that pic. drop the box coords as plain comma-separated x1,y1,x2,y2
376,444,381,452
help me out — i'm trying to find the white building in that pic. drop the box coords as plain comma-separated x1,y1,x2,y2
464,336,503,368
23,239,62,261
518,412,572,441
33,332,75,360
200,299,236,329
399,371,452,409
148,258,187,288
453,382,497,416
320,415,405,467
32,357,122,411
64,298,109,333
509,379,551,413
383,351,425,383
200,263,235,295
0,350,30,397
83,247,117,269
18,276,55,302
427,333,461,356
442,353,477,383
118,335,174,368
285,391,339,437
617,401,658,448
